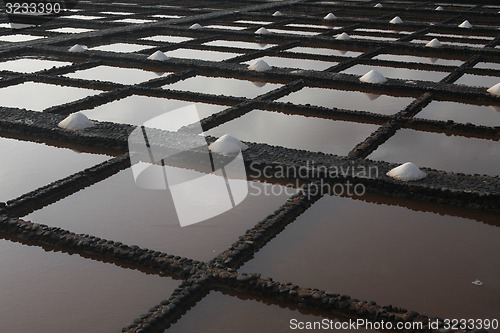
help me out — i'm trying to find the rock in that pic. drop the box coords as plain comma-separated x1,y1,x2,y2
389,16,403,24
359,70,387,84
147,50,169,61
248,59,271,72
58,112,93,130
386,162,427,181
324,13,337,20
68,44,88,53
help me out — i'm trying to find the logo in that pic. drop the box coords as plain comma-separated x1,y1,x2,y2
128,104,248,227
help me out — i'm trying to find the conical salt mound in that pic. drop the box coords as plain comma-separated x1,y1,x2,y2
209,134,248,155
374,3,383,8
359,70,387,84
189,23,203,29
324,13,337,20
335,32,351,40
386,162,427,181
255,27,271,35
435,6,444,10
248,59,271,72
425,38,442,47
272,11,283,16
147,50,169,61
458,20,472,28
486,83,500,96
58,112,93,130
68,44,88,53
389,16,403,24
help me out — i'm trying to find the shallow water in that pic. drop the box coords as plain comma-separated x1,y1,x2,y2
0,137,110,201
206,25,247,30
267,28,321,36
114,18,156,24
0,240,178,333
416,101,500,127
25,167,293,261
165,291,383,333
233,20,272,25
204,40,275,49
245,56,336,71
0,34,45,42
374,54,463,67
81,95,228,127
164,76,282,98
278,87,414,115
288,46,363,57
165,48,241,61
475,62,500,71
63,65,171,85
91,43,155,53
342,64,448,82
0,82,102,111
350,35,399,42
0,58,72,73
48,27,95,33
369,128,500,176
65,14,104,20
206,109,379,156
242,195,500,323
286,23,331,30
455,74,500,89
140,35,193,43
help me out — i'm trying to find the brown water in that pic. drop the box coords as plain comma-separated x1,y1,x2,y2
0,82,102,111
278,87,414,115
0,240,178,333
0,58,72,73
0,137,110,202
165,291,384,333
416,100,500,127
206,109,379,156
368,128,500,176
81,95,228,126
244,56,337,71
25,167,293,261
63,65,172,85
165,48,241,62
342,64,449,82
455,74,500,89
163,76,282,98
90,43,155,53
241,195,500,325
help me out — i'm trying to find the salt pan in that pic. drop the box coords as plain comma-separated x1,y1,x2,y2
324,13,337,20
68,44,88,53
255,27,271,35
209,134,248,155
58,112,93,130
335,32,351,40
386,162,427,181
486,83,500,96
425,38,442,47
189,23,203,29
147,50,169,61
374,3,383,8
248,59,271,72
359,70,386,84
389,16,403,24
272,11,283,16
458,20,472,28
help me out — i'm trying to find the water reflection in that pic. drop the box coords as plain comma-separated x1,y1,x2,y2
63,65,171,85
416,101,500,127
0,58,72,73
165,48,241,61
342,64,448,82
90,43,155,53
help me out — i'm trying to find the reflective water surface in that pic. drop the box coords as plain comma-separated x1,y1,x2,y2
64,65,172,85
242,195,500,322
0,58,72,73
91,43,155,53
0,34,45,42
204,40,275,49
165,48,241,61
245,56,336,71
455,74,500,88
374,54,464,67
416,101,500,127
342,64,449,82
288,46,363,57
140,35,193,43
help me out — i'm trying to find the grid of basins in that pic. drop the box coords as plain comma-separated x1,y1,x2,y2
0,0,499,332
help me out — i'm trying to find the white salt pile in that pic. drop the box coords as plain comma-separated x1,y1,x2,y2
255,27,271,35
374,3,383,8
425,38,442,47
386,162,427,181
68,44,88,53
189,23,203,29
486,83,500,96
147,50,169,61
248,59,271,72
389,16,403,24
335,32,351,40
324,13,337,20
209,134,248,155
458,20,472,28
435,6,444,10
359,70,386,84
58,112,93,130
272,11,283,16
471,279,483,286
